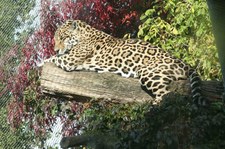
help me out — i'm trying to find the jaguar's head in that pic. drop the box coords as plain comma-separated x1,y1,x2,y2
54,20,102,55
54,20,81,55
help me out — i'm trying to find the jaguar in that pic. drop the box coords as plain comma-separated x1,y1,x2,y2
43,20,204,105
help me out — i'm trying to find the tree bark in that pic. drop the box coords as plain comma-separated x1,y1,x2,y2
40,63,224,103
207,0,225,96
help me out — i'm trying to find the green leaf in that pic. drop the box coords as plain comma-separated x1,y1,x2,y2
145,9,154,16
140,14,147,20
172,28,179,35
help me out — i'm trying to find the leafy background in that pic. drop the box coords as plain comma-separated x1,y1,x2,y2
138,0,220,80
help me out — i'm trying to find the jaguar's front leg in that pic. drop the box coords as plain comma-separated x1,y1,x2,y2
44,55,78,72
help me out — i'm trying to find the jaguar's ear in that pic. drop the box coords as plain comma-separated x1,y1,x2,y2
55,21,64,29
64,20,76,30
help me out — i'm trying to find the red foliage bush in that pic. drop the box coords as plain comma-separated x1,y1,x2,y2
5,0,146,136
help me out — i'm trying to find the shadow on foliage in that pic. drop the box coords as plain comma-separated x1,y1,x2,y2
60,93,225,149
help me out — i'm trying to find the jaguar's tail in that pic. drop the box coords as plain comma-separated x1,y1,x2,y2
189,69,206,105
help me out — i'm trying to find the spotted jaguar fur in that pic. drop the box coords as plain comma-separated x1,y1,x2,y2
44,20,204,105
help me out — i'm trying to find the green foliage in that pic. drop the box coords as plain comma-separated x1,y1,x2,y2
138,0,221,80
0,107,35,149
81,95,225,149
0,1,36,148
81,101,150,148
82,102,148,132
0,0,34,55
0,0,35,92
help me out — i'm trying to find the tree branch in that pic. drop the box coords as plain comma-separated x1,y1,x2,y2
40,63,224,103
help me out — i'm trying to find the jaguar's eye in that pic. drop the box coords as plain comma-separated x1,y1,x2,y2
71,21,76,30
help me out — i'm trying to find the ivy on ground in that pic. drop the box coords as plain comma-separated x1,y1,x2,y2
81,94,225,149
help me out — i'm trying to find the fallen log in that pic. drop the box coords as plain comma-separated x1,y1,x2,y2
40,63,224,103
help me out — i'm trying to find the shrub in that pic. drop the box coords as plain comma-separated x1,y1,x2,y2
81,95,225,148
138,0,221,80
